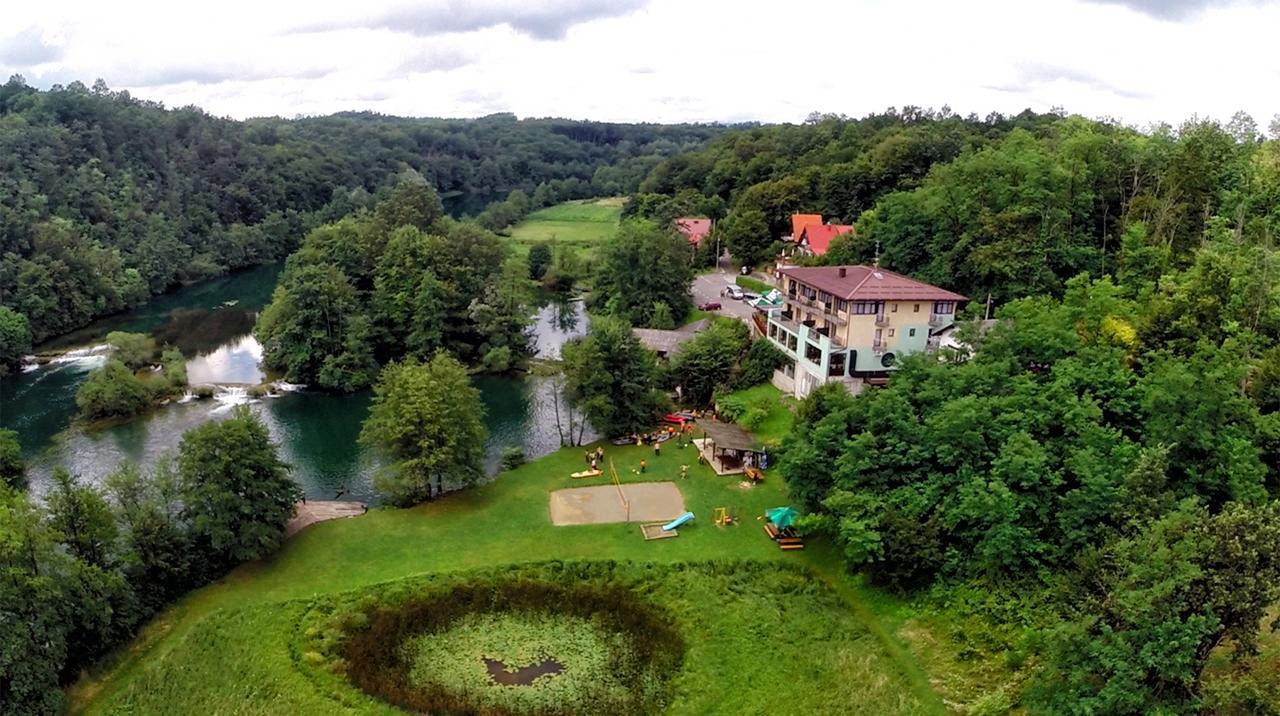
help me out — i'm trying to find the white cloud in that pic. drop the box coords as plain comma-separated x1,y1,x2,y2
0,0,1276,128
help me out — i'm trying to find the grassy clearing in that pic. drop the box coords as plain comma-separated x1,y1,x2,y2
506,198,623,258
70,419,956,715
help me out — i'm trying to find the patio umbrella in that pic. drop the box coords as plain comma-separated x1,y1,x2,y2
766,506,798,530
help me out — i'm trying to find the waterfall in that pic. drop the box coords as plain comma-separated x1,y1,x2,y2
177,390,197,404
211,386,257,412
49,343,113,368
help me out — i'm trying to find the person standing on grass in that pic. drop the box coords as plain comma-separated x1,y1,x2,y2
640,459,647,473
654,441,661,457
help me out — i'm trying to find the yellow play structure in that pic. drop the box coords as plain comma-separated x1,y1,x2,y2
713,507,735,526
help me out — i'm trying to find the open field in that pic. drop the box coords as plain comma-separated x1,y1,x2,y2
68,421,996,715
505,198,623,258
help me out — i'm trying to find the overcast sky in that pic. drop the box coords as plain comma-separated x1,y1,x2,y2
1,0,1277,127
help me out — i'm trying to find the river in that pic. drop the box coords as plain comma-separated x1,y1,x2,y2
0,264,592,504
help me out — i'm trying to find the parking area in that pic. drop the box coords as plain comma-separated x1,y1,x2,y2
692,271,757,324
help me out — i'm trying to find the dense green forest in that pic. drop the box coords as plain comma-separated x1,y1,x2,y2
628,108,1280,710
0,76,723,358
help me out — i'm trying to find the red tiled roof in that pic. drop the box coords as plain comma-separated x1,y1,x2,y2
675,217,712,246
790,213,823,241
778,265,968,302
797,224,853,256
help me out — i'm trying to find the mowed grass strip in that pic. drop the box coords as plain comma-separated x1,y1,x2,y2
506,198,623,257
71,434,945,715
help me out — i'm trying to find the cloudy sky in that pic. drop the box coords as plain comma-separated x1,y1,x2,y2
1,0,1277,127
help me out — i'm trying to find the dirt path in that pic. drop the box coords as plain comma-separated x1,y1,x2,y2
286,501,367,537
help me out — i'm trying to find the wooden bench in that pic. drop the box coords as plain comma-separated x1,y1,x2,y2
764,523,780,539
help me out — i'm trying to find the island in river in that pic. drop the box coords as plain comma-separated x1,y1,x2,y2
0,264,593,504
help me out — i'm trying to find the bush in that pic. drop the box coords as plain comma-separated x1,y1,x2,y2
733,339,789,389
500,446,527,471
76,359,151,419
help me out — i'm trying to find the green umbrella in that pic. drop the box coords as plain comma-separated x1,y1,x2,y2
766,506,798,531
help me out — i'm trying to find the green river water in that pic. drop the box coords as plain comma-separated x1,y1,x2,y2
0,264,592,504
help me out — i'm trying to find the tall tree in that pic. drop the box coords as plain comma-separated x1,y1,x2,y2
594,220,694,327
0,306,32,374
562,315,667,438
177,408,298,566
360,354,488,505
0,429,23,490
256,262,378,391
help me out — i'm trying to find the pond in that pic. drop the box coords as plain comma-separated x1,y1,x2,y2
0,264,592,504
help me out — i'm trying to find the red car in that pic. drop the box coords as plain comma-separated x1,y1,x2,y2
698,301,722,311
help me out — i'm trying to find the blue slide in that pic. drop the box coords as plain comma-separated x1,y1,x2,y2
663,512,694,531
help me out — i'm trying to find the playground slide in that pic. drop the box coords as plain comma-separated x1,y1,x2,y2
663,512,695,531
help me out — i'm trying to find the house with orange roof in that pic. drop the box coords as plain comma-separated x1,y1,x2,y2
766,265,967,397
674,217,712,246
795,223,854,257
788,213,823,243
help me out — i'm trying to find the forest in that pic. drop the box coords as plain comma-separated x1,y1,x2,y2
0,76,723,359
628,108,1280,711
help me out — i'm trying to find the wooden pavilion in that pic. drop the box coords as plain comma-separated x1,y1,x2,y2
694,421,764,476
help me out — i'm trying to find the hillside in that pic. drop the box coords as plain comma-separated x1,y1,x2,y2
0,78,725,346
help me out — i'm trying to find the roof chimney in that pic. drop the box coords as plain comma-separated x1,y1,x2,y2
838,267,847,278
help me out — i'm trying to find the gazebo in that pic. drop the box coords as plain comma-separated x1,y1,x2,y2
694,421,764,476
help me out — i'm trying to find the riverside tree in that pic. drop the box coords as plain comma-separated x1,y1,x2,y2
593,220,693,327
0,429,23,489
359,353,488,505
177,407,298,567
562,315,666,438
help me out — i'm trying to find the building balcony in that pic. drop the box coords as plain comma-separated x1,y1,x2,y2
928,313,946,327
874,314,889,327
872,340,887,354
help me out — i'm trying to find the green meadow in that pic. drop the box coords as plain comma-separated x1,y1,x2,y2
505,198,624,257
69,391,1007,714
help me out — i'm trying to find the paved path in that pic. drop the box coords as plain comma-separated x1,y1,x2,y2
693,271,755,324
286,500,367,537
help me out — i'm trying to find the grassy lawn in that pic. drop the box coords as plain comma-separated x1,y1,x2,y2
505,198,623,258
716,383,797,445
68,431,953,715
735,275,772,294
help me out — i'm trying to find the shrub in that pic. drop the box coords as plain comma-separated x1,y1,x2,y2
501,446,527,471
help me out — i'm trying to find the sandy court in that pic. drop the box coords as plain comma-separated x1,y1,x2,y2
549,482,686,526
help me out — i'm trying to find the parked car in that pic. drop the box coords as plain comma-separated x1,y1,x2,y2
722,286,744,300
698,301,722,311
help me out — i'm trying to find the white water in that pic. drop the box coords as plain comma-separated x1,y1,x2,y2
211,386,257,413
49,343,113,367
177,390,197,404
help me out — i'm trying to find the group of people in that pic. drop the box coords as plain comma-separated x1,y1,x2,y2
583,445,606,471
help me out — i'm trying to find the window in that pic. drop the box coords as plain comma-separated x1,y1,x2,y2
768,323,777,338
819,291,831,303
888,328,895,337
837,299,848,312
787,333,798,351
913,303,920,313
853,301,878,315
909,328,916,337
828,352,846,377
933,301,955,315
891,303,898,312
805,342,822,364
